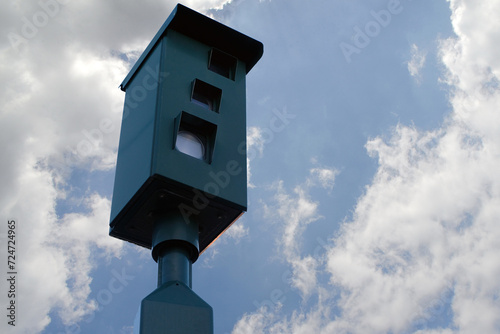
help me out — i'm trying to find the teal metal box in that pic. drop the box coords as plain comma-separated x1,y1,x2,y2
110,4,263,253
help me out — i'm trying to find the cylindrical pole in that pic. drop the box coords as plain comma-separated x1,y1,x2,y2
151,210,199,288
157,245,192,287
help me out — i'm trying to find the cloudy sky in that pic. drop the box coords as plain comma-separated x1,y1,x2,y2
1,0,500,333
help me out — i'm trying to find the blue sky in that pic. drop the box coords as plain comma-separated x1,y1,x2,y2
1,0,500,333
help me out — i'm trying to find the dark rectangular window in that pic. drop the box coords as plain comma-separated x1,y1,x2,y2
174,111,217,163
191,79,222,113
208,48,237,80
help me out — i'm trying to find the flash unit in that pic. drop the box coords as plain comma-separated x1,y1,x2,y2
175,130,205,160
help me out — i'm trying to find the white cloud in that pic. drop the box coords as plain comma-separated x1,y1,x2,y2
408,44,427,83
233,304,329,334
232,0,500,333
251,166,337,299
261,177,329,299
225,220,250,242
1,0,233,332
247,126,267,187
1,14,129,330
183,0,233,12
289,255,319,299
309,167,339,191
248,127,267,158
1,178,124,332
265,180,321,258
232,307,277,334
51,194,124,322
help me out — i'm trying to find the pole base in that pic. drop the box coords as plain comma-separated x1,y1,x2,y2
136,281,213,333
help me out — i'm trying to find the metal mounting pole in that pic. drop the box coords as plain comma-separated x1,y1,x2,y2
157,246,192,288
136,209,213,334
152,211,199,288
